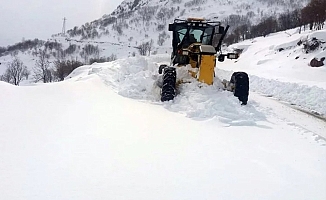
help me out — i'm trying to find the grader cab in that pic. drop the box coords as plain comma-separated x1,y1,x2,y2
159,18,249,105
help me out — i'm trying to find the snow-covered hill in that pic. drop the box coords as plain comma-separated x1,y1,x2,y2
225,29,326,86
1,52,326,199
71,0,309,45
0,0,310,72
220,27,326,115
0,0,315,90
51,0,309,58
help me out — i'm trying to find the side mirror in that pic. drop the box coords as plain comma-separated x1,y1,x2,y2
218,53,239,62
227,53,239,59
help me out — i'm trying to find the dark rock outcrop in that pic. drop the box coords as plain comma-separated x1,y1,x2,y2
310,57,325,67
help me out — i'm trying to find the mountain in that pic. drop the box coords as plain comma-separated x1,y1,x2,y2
62,0,309,49
0,0,316,82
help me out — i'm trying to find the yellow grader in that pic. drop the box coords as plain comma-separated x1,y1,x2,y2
159,18,249,105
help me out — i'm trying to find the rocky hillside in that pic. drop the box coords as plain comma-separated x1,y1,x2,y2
1,0,310,60
63,0,309,46
1,0,319,84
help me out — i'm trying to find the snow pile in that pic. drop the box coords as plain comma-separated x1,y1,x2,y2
66,52,326,124
216,68,326,116
71,55,264,126
250,75,326,115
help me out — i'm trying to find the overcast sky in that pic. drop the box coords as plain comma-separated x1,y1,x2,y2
0,0,124,47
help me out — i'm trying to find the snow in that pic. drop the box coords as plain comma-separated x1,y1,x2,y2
1,50,326,199
1,4,326,198
222,28,326,88
218,28,326,116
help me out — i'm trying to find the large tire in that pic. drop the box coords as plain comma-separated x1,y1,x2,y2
230,72,249,105
161,67,176,102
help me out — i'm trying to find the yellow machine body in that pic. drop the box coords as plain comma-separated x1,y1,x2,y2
182,43,217,85
160,18,248,104
197,54,215,85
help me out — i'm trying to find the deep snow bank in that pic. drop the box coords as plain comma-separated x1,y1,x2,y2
68,55,265,126
224,28,326,84
67,53,326,121
216,68,326,116
219,28,326,116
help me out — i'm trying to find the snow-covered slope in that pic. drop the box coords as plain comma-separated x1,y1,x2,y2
0,54,325,199
219,27,326,115
60,0,309,53
0,0,311,80
113,0,307,20
224,28,326,87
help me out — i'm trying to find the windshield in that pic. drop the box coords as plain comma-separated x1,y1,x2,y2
176,27,187,43
189,29,203,43
174,25,215,47
202,27,214,45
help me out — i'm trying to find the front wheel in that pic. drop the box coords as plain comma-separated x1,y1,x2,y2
230,72,249,105
161,67,176,102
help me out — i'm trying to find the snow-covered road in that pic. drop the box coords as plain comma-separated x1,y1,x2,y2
0,54,325,200
250,93,326,139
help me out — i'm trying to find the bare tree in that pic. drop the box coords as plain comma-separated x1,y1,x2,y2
53,59,66,81
138,42,148,56
107,54,117,61
89,54,117,64
0,71,11,83
0,47,6,56
158,32,168,46
138,6,157,25
147,39,154,56
23,69,30,80
53,59,84,81
137,40,154,56
0,57,29,85
80,44,100,64
33,48,53,83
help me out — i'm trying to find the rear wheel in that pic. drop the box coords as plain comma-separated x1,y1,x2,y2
161,67,176,102
231,72,249,105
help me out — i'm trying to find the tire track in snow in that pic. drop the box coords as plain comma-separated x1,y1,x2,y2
251,93,326,140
